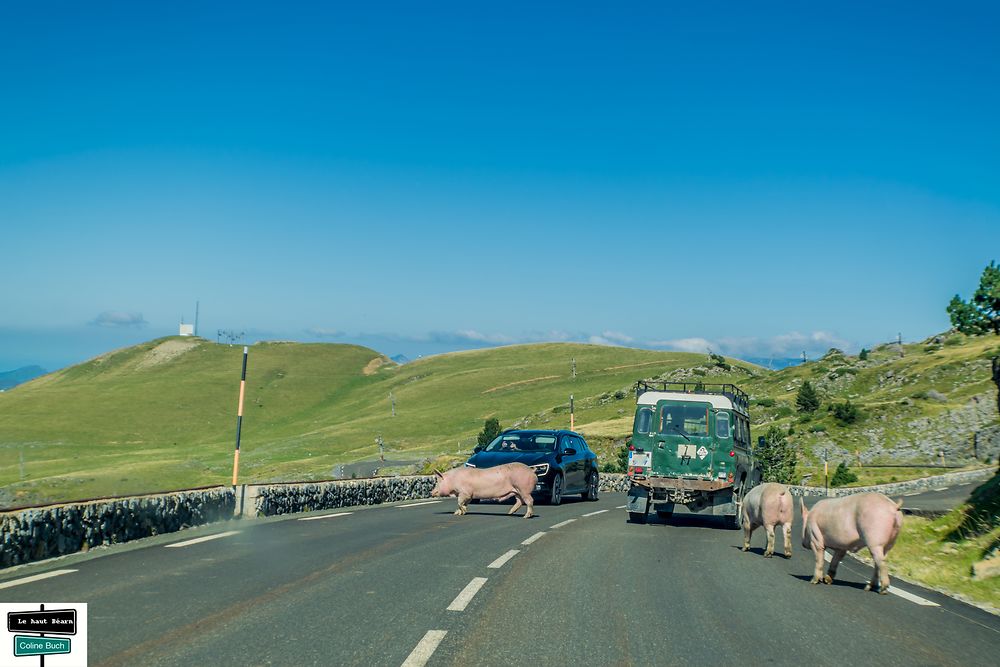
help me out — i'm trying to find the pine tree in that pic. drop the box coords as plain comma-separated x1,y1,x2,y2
948,261,1000,335
755,426,797,484
796,380,820,413
476,417,502,449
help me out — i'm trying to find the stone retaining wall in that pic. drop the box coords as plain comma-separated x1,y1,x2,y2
598,468,996,498
0,487,235,568
787,467,996,498
248,476,437,517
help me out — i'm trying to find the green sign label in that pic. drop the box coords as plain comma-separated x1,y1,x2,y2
13,635,71,657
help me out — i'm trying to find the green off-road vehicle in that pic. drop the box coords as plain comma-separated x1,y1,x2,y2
625,381,760,527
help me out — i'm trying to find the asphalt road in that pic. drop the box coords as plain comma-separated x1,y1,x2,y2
899,481,984,514
1,493,997,666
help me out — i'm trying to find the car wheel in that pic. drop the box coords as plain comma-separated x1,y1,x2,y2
549,474,563,506
581,471,599,501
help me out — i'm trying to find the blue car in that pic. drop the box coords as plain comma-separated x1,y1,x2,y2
466,429,599,505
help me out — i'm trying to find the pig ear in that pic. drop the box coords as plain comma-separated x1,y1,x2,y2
434,469,444,478
799,497,808,516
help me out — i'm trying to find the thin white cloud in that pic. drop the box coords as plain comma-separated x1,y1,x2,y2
647,331,853,359
89,311,147,328
305,327,345,339
648,337,714,353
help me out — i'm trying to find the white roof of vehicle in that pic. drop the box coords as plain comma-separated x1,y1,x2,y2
637,391,747,415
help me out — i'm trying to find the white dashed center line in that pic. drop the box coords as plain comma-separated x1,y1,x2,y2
401,630,447,667
298,512,353,521
522,531,546,545
582,509,608,517
487,550,520,569
165,531,241,548
550,519,576,529
447,577,488,612
0,569,77,590
397,500,443,508
616,505,627,509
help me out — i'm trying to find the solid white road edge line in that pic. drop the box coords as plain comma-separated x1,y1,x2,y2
824,551,939,606
0,569,77,590
398,500,443,508
401,630,447,667
487,550,520,569
447,577,488,612
521,532,546,545
889,587,939,606
582,509,608,517
165,530,241,548
298,512,353,521
550,519,576,529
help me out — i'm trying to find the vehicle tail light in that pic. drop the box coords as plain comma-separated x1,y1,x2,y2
635,467,643,474
727,472,734,482
629,444,635,451
729,450,735,457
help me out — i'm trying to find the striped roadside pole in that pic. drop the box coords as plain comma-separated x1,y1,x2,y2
232,346,249,486
570,394,574,431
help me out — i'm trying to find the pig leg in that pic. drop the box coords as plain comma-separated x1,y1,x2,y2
809,532,826,584
455,493,472,516
825,549,846,584
782,522,792,558
742,517,754,552
865,545,890,594
522,493,534,519
508,495,523,515
764,523,776,558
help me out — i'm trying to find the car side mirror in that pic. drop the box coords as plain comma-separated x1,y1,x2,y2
563,447,577,456
473,445,483,453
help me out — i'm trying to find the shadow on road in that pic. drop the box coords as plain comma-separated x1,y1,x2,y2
789,573,868,591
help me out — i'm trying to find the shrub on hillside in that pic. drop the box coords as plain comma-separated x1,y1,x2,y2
830,461,859,487
754,398,776,408
832,400,861,426
859,348,870,360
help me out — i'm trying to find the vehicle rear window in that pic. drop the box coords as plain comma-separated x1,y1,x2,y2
659,404,709,437
716,412,730,439
486,434,556,452
633,407,653,434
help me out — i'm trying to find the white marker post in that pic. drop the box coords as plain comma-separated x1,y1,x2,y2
232,346,248,486
570,394,574,431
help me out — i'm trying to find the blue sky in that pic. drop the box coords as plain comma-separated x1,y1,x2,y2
2,1,998,371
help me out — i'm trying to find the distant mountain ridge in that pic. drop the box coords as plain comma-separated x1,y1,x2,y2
0,365,46,390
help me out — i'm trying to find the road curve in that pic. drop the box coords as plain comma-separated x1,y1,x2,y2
0,493,996,666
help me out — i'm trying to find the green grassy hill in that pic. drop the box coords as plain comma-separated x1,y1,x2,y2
1,332,997,507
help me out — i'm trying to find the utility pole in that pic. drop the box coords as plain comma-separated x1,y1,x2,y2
390,392,396,417
801,351,807,364
376,435,385,462
571,357,576,380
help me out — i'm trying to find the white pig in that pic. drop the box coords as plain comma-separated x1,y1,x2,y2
430,462,537,518
741,482,794,558
800,493,904,594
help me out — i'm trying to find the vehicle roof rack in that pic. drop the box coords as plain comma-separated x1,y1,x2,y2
634,380,749,413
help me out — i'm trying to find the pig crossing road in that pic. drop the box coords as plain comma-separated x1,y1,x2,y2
0,494,996,666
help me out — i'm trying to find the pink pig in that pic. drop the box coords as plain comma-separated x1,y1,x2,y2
741,482,794,558
431,462,537,518
800,493,904,594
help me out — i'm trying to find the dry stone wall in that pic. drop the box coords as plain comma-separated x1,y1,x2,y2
0,487,235,568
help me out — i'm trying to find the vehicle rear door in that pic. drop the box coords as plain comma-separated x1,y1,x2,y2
654,400,714,478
